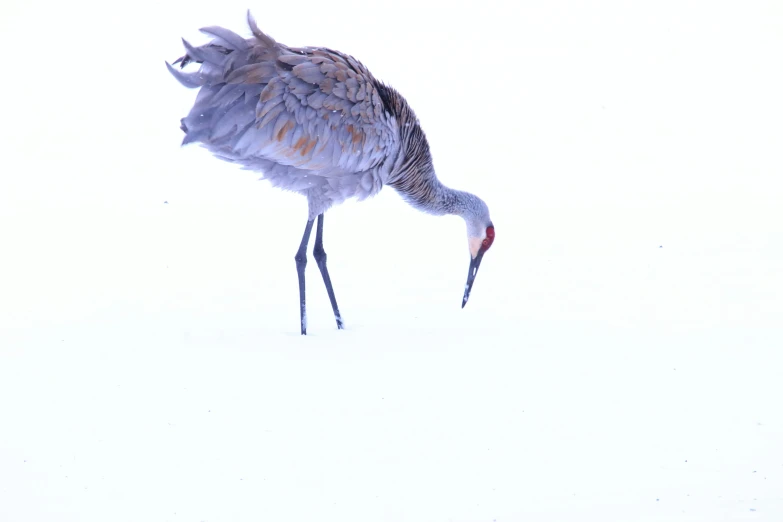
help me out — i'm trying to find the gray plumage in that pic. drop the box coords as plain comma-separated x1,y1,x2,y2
167,12,495,330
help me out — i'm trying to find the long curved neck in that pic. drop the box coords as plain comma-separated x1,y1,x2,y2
380,83,480,218
390,164,476,218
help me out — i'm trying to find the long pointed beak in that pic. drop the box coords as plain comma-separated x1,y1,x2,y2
462,250,486,308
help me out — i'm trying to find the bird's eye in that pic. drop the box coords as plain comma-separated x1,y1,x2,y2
482,226,495,250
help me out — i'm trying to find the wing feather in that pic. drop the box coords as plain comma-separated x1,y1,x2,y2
172,17,401,190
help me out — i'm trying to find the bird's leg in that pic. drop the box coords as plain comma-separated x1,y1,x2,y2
295,219,316,335
313,213,344,330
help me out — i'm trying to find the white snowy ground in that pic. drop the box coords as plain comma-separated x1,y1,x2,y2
1,1,782,521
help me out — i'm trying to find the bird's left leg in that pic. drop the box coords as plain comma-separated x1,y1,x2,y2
313,213,344,330
295,219,315,335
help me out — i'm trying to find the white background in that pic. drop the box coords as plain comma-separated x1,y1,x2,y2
1,1,782,521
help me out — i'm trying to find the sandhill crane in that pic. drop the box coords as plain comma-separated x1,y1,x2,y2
167,12,495,335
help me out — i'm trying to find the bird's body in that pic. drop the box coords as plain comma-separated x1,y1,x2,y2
168,13,494,334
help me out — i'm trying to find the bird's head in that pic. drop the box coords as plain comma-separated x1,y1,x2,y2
462,199,494,308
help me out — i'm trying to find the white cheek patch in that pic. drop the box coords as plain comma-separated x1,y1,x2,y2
468,236,484,259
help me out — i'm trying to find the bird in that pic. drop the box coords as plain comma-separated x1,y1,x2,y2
166,11,495,335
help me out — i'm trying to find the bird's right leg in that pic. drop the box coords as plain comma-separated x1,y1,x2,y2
295,219,316,335
313,213,344,330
